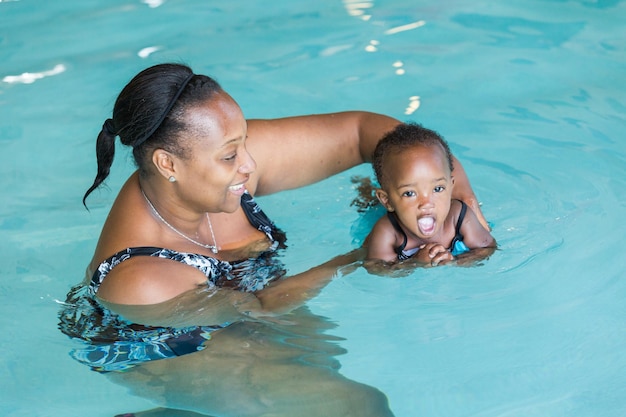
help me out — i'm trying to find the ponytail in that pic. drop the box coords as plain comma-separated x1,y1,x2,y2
82,119,116,208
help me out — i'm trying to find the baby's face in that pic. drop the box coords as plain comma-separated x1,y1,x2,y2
379,144,453,240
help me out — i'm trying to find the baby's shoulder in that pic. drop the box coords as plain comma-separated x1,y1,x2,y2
371,212,395,235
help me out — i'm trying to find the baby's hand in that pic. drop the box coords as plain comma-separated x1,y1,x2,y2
417,243,454,267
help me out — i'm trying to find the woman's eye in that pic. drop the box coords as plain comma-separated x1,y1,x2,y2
223,153,237,161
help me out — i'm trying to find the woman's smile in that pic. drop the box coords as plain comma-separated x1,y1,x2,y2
228,182,247,196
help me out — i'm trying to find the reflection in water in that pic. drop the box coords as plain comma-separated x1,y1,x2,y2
105,306,395,417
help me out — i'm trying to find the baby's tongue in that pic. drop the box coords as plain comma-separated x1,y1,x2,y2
418,216,435,235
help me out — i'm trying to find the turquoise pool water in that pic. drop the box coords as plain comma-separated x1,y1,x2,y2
1,0,625,416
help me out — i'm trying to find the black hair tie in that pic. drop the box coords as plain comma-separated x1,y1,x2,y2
103,118,117,136
133,72,195,148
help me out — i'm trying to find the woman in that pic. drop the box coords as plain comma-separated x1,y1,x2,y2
60,63,486,417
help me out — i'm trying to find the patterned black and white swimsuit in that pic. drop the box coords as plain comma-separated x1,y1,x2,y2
59,191,286,372
89,191,286,295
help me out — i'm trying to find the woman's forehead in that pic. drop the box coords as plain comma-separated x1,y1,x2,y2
184,93,246,142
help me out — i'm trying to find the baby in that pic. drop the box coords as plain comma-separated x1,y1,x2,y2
365,123,496,267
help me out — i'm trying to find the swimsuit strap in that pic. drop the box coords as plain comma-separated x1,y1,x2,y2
387,212,409,260
241,191,286,248
89,246,232,295
449,200,467,251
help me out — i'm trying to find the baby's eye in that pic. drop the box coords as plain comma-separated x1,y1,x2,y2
402,190,416,197
434,186,445,193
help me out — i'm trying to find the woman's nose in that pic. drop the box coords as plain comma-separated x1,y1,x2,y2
238,148,256,174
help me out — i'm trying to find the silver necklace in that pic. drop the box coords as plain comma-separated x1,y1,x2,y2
141,188,219,254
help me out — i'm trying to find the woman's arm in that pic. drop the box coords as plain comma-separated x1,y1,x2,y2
252,248,364,315
97,249,364,327
246,112,400,196
99,285,256,328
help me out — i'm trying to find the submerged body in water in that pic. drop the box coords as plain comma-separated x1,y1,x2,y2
59,191,395,417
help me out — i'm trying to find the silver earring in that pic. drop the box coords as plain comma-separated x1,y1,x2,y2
168,176,176,183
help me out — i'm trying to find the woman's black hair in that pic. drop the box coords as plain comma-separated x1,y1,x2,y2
82,63,222,208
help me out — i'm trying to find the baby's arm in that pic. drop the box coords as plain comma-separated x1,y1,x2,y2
456,206,497,265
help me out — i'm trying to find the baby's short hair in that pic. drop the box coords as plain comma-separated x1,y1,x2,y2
372,122,453,187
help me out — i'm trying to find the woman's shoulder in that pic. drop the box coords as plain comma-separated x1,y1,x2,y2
96,254,209,305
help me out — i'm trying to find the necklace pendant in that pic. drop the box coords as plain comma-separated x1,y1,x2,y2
211,246,218,254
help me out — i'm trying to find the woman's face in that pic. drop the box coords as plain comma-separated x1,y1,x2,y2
175,91,256,214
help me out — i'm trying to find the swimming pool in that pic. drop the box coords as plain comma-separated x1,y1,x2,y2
2,0,625,415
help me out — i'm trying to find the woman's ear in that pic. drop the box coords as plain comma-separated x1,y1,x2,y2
375,189,394,212
152,149,176,181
